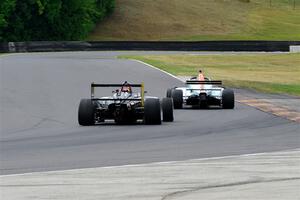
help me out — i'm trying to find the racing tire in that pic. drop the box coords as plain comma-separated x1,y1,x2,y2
172,90,183,109
166,88,173,98
144,98,162,125
222,89,235,109
161,98,174,122
78,99,95,126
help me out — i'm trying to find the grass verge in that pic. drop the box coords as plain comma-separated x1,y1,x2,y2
89,0,300,41
119,53,300,96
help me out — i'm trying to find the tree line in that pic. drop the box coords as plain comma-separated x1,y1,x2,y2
0,0,115,42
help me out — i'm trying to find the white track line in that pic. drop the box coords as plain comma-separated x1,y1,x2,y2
131,59,184,82
1,149,299,177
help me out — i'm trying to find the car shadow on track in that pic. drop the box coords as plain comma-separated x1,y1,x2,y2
90,120,170,126
181,105,222,110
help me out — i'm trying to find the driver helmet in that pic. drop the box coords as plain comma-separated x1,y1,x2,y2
121,81,132,93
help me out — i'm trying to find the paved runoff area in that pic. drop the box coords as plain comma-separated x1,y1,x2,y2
234,88,300,124
236,90,300,123
1,149,299,200
237,98,300,123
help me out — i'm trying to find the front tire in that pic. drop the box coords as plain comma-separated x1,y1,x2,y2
78,99,95,126
222,89,235,109
162,98,174,122
172,90,183,109
144,98,161,125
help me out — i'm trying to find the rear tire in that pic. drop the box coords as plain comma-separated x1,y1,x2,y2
166,88,173,98
78,99,95,126
144,98,161,125
222,89,235,109
162,98,174,122
172,90,183,109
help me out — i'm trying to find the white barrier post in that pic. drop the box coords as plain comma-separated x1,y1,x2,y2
8,42,16,52
289,46,300,53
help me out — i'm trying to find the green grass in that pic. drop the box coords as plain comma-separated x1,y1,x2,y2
119,53,300,96
89,0,300,41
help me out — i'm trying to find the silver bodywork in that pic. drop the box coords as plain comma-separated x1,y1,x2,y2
175,78,224,104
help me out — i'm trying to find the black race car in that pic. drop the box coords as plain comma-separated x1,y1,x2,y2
78,82,174,125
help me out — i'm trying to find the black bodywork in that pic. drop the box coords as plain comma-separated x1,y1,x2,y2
93,99,144,124
185,93,221,107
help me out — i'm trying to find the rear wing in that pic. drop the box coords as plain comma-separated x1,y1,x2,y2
91,82,145,106
186,80,222,85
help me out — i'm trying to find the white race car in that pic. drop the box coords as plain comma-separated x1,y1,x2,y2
166,77,234,109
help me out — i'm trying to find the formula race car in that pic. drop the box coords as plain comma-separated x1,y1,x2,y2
78,82,174,125
166,77,234,109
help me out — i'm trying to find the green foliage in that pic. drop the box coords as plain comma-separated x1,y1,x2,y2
0,0,16,40
0,0,115,41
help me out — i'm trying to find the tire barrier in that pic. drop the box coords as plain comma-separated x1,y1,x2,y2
1,41,300,53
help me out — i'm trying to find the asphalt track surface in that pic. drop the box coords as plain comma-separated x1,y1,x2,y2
0,52,299,175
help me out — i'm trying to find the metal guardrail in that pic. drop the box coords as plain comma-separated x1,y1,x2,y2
1,41,300,53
